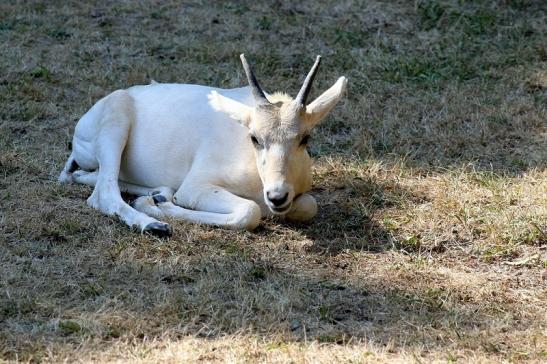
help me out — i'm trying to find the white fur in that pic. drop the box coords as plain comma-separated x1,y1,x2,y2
60,74,347,233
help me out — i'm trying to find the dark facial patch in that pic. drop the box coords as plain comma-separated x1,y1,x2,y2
250,134,263,149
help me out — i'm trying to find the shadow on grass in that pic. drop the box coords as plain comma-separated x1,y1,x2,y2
0,233,502,361
362,82,546,176
292,172,426,256
0,172,492,361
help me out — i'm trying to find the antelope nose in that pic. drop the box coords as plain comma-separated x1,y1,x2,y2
267,191,288,207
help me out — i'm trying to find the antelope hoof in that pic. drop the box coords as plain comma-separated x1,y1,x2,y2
143,222,172,238
152,194,167,204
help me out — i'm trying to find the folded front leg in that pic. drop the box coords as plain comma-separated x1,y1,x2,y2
286,193,317,222
133,184,262,231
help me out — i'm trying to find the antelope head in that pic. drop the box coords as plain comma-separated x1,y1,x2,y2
210,54,347,215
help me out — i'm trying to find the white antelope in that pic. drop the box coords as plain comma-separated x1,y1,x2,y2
59,54,347,237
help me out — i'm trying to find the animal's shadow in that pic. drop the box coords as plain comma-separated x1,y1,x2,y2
262,173,424,256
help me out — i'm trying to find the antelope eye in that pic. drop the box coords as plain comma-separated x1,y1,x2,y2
250,135,262,148
300,135,310,146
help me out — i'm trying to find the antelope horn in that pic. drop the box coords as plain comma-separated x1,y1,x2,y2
240,54,270,105
295,55,321,106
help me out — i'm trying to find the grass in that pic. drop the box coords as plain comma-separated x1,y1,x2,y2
0,0,546,362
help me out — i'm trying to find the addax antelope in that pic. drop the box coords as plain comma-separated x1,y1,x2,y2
59,54,347,237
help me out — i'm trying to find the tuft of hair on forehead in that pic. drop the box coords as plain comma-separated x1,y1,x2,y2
267,92,293,104
268,92,302,128
251,91,307,140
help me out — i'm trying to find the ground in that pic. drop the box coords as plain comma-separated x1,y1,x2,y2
0,0,546,363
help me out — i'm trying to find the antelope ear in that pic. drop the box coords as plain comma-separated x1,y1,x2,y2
208,91,253,127
304,77,348,127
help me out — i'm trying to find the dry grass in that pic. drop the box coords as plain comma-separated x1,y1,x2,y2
1,0,546,363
